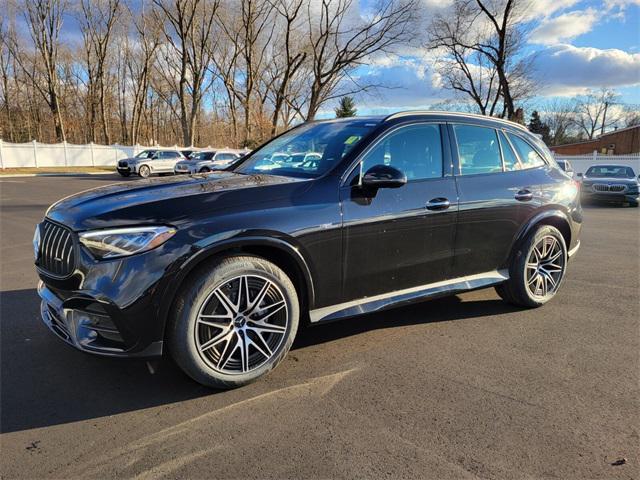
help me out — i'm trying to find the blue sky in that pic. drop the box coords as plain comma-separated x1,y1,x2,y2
346,0,640,116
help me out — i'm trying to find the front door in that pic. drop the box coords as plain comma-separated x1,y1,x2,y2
341,123,458,301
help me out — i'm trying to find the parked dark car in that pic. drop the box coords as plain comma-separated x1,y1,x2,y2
35,112,582,388
577,164,639,207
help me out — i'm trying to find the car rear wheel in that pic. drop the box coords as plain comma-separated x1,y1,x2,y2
138,165,151,178
167,255,299,389
496,225,567,308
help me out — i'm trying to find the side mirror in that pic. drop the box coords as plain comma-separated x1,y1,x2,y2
576,173,583,179
361,164,407,189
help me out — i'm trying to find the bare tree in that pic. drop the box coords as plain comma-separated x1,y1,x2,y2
78,0,121,144
153,0,220,146
264,0,308,135
538,98,575,145
428,0,530,120
12,0,68,141
304,0,416,120
573,88,621,139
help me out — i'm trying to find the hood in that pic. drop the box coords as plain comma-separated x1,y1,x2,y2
583,176,638,184
46,172,303,231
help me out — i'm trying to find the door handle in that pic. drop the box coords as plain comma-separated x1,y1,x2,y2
514,189,533,201
426,198,450,211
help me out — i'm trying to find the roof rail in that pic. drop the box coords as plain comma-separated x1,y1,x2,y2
383,110,529,132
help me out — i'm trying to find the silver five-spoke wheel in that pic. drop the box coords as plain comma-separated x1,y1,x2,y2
525,235,565,298
195,274,289,375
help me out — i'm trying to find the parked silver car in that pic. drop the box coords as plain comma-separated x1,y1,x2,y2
117,149,186,178
174,150,243,174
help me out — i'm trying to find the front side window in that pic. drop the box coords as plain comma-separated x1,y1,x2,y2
191,152,215,160
136,150,155,159
454,125,502,175
508,134,546,169
360,124,443,181
234,120,379,178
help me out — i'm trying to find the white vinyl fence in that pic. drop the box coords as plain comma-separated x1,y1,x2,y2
553,152,640,175
0,140,183,168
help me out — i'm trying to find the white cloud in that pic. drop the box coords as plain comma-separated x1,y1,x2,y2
517,0,580,20
531,44,640,95
530,8,599,45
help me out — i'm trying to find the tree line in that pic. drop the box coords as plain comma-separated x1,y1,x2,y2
0,0,417,147
0,0,637,148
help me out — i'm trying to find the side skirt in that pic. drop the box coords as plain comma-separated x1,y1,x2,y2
309,270,509,324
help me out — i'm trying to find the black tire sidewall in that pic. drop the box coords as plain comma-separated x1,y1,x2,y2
168,256,299,388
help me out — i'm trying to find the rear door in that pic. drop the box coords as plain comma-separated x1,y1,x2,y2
450,124,542,276
340,122,458,300
158,151,182,171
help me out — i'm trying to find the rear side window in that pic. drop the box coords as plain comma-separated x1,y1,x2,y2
498,131,521,171
361,124,443,181
508,134,546,169
454,125,502,175
216,153,237,161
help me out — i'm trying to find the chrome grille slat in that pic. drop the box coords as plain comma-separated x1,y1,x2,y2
38,220,76,277
593,183,627,192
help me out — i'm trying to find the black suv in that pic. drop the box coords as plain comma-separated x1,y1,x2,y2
34,112,582,388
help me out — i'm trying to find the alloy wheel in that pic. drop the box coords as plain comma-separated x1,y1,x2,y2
195,274,289,375
525,235,565,298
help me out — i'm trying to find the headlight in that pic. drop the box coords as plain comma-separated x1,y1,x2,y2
33,224,41,260
79,226,176,259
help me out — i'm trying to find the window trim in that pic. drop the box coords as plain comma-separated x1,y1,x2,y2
505,131,549,170
497,129,523,172
450,123,504,177
341,121,449,187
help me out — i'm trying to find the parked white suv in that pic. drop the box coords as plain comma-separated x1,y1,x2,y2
174,150,243,174
117,149,186,178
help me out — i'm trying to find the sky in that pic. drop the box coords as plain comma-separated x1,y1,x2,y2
343,0,640,116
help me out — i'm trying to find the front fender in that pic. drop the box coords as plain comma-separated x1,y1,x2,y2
156,233,316,337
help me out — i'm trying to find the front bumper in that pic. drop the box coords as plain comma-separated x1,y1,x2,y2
38,282,163,357
581,188,639,204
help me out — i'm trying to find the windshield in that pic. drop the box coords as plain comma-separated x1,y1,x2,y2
189,152,215,161
586,166,635,178
233,120,379,178
135,150,155,159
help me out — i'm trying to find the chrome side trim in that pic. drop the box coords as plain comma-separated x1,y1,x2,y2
568,240,580,258
309,270,509,323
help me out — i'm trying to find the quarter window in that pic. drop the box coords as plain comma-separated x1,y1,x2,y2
508,134,546,169
360,124,443,181
454,125,502,175
499,131,521,171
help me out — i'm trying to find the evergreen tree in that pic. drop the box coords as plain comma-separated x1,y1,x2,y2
335,97,357,118
528,111,552,144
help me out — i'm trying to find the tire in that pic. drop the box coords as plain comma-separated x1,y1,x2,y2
199,167,211,173
496,225,567,308
167,255,299,389
118,171,131,177
138,165,151,178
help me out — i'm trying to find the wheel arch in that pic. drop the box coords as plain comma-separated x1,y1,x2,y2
158,236,316,339
507,208,572,264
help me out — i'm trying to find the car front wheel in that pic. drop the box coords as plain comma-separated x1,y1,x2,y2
199,167,211,173
168,255,299,389
138,165,151,178
496,225,567,308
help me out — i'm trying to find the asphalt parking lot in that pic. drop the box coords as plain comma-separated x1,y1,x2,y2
1,174,638,479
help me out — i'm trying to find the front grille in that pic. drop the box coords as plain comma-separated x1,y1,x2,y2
118,160,128,167
593,183,627,192
38,220,76,277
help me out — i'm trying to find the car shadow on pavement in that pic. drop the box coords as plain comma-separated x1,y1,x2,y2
293,295,520,350
1,288,519,434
